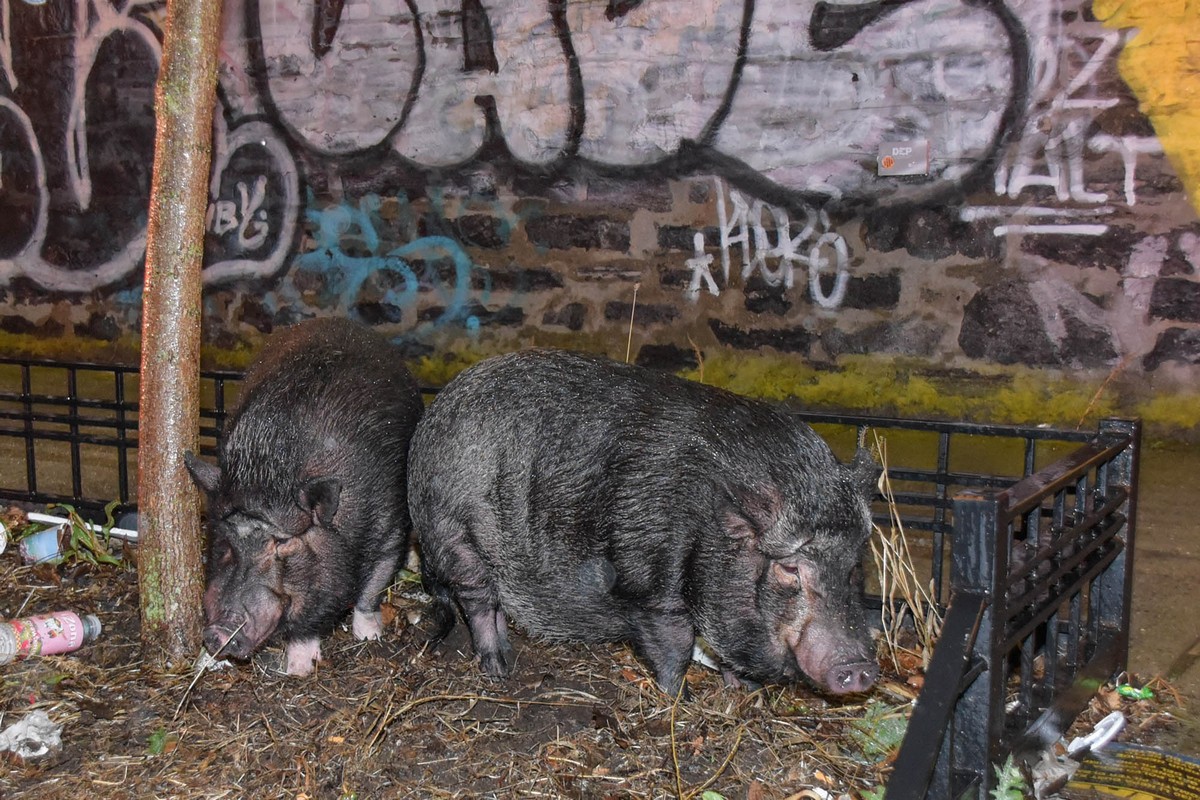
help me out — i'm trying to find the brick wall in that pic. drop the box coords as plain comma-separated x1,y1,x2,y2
1,0,1198,429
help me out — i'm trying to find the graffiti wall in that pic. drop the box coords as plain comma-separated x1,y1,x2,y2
1,0,1198,419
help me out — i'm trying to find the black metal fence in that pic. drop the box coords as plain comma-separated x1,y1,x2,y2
876,417,1138,798
0,356,1139,799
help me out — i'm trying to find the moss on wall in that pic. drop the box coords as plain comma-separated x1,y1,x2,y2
6,326,1195,442
679,353,1108,424
0,332,143,365
412,346,1199,443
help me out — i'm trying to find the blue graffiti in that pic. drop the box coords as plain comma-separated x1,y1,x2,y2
288,192,499,335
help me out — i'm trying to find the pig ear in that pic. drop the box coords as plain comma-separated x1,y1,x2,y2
721,484,783,542
849,447,881,498
184,451,220,496
297,477,341,527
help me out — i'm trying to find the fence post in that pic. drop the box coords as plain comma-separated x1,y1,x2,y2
1094,418,1140,671
949,488,1007,798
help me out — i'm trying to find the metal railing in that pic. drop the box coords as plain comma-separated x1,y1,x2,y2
884,419,1138,798
0,356,1138,798
0,356,240,516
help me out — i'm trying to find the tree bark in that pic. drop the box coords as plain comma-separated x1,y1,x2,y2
137,0,223,669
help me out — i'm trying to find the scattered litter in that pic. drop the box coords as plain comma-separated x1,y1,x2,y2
0,709,63,759
1067,743,1200,800
785,788,833,800
18,523,67,564
1030,748,1080,799
1117,682,1155,701
691,639,720,671
1067,709,1126,756
193,648,232,672
25,511,138,543
3,505,131,566
1030,710,1130,798
0,611,102,665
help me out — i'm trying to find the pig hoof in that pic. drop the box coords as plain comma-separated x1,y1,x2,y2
721,670,762,693
479,650,513,678
285,638,322,676
658,679,692,702
352,609,383,641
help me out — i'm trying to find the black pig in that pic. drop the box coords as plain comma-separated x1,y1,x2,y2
185,318,423,675
409,348,879,697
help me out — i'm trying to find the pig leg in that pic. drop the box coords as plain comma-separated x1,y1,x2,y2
425,517,514,675
285,637,322,676
352,547,402,641
421,568,460,645
629,607,696,699
461,591,514,678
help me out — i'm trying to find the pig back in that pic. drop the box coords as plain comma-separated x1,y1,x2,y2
409,348,846,643
221,317,424,517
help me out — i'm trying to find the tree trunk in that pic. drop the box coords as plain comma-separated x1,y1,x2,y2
137,0,223,669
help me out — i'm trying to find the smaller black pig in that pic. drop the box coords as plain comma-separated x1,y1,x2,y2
409,349,880,698
185,318,423,675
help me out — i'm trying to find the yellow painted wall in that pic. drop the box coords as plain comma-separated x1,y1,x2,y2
1095,0,1200,215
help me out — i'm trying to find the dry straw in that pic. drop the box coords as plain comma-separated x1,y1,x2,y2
868,432,944,672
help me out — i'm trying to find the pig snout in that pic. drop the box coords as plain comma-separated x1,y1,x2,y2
790,625,879,695
203,621,253,660
202,585,285,660
826,660,880,695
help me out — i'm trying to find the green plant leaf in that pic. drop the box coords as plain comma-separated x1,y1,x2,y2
146,727,176,756
990,755,1028,800
849,700,910,761
46,501,123,567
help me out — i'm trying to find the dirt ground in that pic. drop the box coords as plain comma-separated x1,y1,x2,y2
0,545,907,800
0,526,1182,799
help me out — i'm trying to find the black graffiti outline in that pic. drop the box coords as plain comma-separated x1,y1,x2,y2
240,0,1030,219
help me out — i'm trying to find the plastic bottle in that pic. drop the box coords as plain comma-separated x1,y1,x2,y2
0,611,102,665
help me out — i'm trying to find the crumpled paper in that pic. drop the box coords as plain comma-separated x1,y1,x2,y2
0,709,63,759
193,647,232,673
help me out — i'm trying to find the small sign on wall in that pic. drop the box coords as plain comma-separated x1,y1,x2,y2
878,140,930,176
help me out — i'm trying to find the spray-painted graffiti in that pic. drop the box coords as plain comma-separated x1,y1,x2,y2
1094,0,1200,218
0,0,1186,308
688,179,850,309
2,0,1032,293
0,0,299,291
234,0,1028,204
246,189,527,335
960,13,1165,238
687,0,1181,306
0,0,161,291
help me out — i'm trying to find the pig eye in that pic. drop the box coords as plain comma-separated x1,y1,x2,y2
770,559,802,590
213,541,234,566
267,534,290,558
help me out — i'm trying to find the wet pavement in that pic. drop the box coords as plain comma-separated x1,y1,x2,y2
1127,442,1200,755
